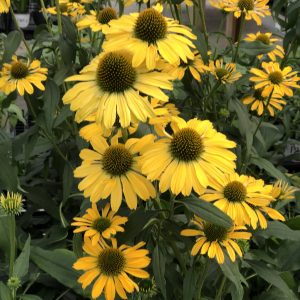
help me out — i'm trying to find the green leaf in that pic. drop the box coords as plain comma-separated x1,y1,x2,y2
72,233,83,259
254,221,300,241
286,216,300,230
43,79,60,130
247,261,296,299
180,195,232,228
277,241,300,271
30,247,83,295
13,236,31,279
250,156,288,181
20,295,43,300
220,258,246,300
183,266,197,300
0,282,12,300
239,40,276,56
153,244,166,299
1,31,22,64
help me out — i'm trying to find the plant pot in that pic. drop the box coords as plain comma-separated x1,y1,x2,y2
15,13,30,28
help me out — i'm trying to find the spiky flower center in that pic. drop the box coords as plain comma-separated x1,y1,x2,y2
96,52,136,93
92,217,111,233
203,223,228,242
134,8,167,44
256,33,270,45
0,192,23,216
215,68,229,80
102,145,133,176
97,7,117,24
223,181,247,202
10,62,29,79
98,248,126,276
170,128,204,162
238,0,255,11
268,71,283,84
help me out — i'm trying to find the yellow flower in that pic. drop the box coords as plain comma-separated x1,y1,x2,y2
79,115,138,145
209,59,241,84
243,88,286,116
270,180,298,201
0,0,10,13
63,51,173,128
225,0,271,25
74,136,156,212
209,0,229,11
76,7,117,32
140,117,236,196
0,192,23,215
250,62,300,97
201,173,274,227
160,52,208,81
71,203,127,245
46,1,86,17
149,98,180,136
244,32,284,61
0,55,47,96
73,237,150,300
181,216,251,264
103,4,196,70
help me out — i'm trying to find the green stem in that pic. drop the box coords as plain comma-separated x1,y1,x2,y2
55,0,63,35
197,0,209,50
232,13,245,62
40,0,53,34
215,276,226,300
169,240,187,273
9,215,16,277
173,4,181,23
197,259,209,299
9,6,32,59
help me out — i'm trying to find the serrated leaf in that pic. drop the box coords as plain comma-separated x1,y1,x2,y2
179,195,232,228
1,31,22,64
0,282,12,300
13,236,31,279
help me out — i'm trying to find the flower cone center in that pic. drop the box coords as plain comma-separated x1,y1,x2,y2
96,51,136,93
134,8,167,44
215,68,229,80
170,128,203,162
224,181,247,202
97,7,117,24
256,34,270,45
268,71,283,84
102,145,133,176
98,248,126,276
238,0,255,11
10,62,29,79
203,223,228,242
59,3,68,13
92,217,111,233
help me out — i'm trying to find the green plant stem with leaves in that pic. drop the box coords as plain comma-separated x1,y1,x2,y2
9,6,32,59
55,0,63,34
196,258,209,299
215,276,226,300
233,13,245,62
8,215,16,278
197,0,209,49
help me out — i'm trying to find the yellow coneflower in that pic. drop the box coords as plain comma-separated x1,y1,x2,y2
0,55,47,96
79,115,138,145
270,180,298,201
201,173,274,227
63,50,173,128
103,4,196,70
209,59,241,84
74,136,156,212
181,216,251,264
71,203,128,245
140,117,236,196
46,0,86,17
0,192,23,215
225,0,271,26
244,32,284,61
149,98,180,136
242,88,286,116
76,7,117,32
160,52,208,82
73,237,150,300
250,62,300,97
0,0,10,13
